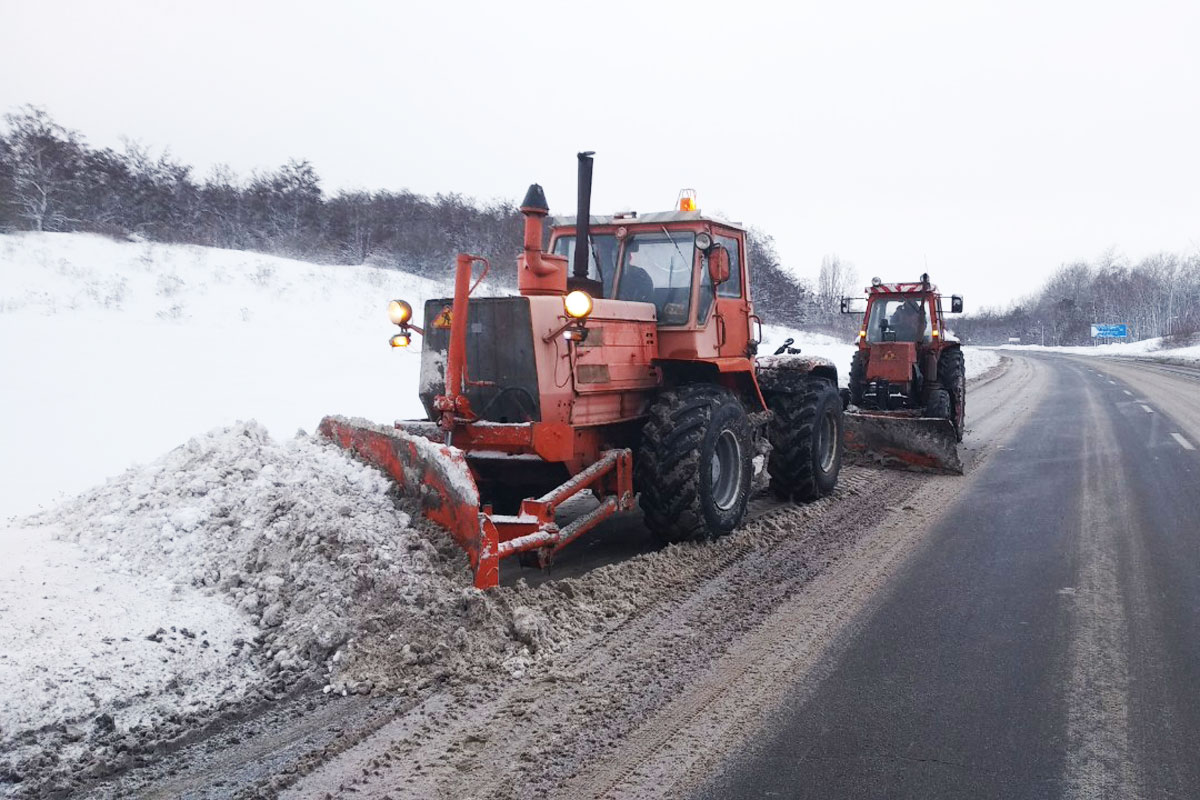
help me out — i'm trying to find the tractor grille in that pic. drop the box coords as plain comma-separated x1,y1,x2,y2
419,297,541,423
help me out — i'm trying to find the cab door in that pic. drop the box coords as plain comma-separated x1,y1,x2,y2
711,231,751,358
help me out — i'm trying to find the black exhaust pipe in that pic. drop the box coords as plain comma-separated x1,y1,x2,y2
574,151,594,282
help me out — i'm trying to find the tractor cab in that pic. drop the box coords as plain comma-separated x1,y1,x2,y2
548,206,754,360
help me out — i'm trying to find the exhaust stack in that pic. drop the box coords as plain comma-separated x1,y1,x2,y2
574,151,594,281
569,151,603,294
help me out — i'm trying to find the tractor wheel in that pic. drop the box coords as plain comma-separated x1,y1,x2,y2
849,349,867,407
767,377,843,503
637,385,753,544
938,347,966,441
925,387,951,419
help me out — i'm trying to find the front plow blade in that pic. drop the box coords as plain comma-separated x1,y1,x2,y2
317,415,498,588
843,411,963,474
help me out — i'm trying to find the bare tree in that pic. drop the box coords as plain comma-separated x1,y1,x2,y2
4,106,84,231
817,254,858,313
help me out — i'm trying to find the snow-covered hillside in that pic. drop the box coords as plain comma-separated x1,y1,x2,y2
0,233,457,520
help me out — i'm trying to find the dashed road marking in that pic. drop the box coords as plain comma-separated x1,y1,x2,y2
1172,433,1196,451
1123,390,1133,396
1140,404,1154,413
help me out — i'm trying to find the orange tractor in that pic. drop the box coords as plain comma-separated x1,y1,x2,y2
320,153,844,588
840,275,966,473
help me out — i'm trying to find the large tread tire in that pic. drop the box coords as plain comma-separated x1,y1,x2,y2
637,385,753,544
925,387,951,419
849,349,867,407
767,377,843,503
938,347,966,441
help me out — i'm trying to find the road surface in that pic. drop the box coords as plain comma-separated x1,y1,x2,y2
694,353,1200,800
71,353,1200,800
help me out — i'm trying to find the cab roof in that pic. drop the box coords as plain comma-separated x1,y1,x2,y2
551,209,745,231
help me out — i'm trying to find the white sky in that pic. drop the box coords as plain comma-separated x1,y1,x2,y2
3,0,1199,309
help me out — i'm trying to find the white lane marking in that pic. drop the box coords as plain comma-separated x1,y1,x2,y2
1108,380,1116,385
1123,390,1133,396
1140,404,1154,413
1172,433,1196,451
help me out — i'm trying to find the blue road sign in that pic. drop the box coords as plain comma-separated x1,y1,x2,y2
1091,324,1129,338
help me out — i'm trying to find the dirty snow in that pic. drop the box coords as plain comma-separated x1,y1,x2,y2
0,421,552,793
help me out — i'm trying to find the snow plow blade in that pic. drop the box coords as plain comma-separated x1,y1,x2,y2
316,415,498,588
843,411,963,474
318,415,637,589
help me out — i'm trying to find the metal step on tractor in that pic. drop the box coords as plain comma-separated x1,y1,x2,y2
319,153,844,588
840,274,966,473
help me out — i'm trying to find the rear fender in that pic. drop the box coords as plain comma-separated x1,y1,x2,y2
755,353,839,393
656,358,766,412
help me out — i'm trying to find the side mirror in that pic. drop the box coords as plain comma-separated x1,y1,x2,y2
841,297,867,314
708,244,731,285
951,295,964,313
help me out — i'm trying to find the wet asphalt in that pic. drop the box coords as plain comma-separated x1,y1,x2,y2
693,355,1200,799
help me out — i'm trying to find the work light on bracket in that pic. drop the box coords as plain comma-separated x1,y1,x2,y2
564,290,593,319
388,299,413,326
386,298,423,349
544,290,593,344
695,232,713,252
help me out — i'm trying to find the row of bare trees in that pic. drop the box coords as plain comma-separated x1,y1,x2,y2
0,106,829,325
953,250,1200,346
0,106,525,280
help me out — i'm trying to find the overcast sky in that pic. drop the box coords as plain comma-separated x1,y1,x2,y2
3,0,1198,308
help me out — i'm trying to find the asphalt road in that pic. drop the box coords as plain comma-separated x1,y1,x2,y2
693,353,1200,800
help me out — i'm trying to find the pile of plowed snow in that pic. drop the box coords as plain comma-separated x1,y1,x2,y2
2,422,569,795
31,422,544,691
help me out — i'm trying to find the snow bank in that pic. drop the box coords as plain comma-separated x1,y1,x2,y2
0,232,466,521
0,422,542,793
997,335,1200,364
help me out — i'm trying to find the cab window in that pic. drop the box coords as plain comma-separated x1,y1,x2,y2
551,234,619,298
616,231,696,326
866,298,933,343
716,234,742,298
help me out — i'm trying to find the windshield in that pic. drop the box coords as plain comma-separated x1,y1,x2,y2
551,234,618,298
616,231,696,326
866,298,932,343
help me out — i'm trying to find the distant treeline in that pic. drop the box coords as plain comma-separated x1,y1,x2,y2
953,251,1200,346
0,105,819,328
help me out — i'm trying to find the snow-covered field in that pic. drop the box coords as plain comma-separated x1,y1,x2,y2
997,336,1200,363
0,232,1002,793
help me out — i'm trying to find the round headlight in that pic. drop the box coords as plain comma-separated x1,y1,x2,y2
389,332,412,348
695,232,713,251
388,299,413,326
564,290,593,319
871,277,882,287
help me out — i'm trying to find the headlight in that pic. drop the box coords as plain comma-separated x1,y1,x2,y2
388,299,413,326
695,232,713,251
389,332,412,348
564,290,593,319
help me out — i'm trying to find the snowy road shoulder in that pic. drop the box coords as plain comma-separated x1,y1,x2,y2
0,523,262,785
